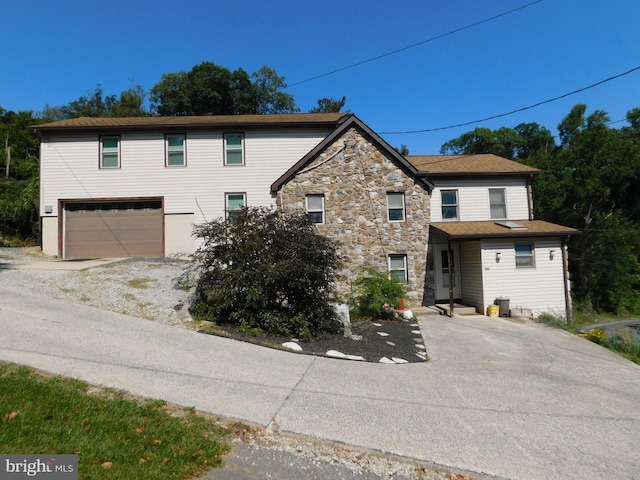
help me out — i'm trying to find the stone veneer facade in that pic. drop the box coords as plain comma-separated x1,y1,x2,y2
277,126,432,306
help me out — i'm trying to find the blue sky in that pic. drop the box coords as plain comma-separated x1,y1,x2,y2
1,0,638,153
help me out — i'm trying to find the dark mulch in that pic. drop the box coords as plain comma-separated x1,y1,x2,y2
198,317,429,363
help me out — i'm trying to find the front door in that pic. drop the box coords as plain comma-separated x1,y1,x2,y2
436,245,461,301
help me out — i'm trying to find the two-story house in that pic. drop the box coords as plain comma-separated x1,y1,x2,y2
31,113,578,317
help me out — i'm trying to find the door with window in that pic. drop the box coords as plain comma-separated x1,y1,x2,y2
435,245,461,301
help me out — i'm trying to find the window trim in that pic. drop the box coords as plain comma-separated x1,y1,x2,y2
441,189,459,220
305,194,325,225
224,133,245,166
387,192,405,222
388,254,408,283
99,135,120,169
489,188,507,219
165,133,186,167
225,192,246,222
515,242,535,269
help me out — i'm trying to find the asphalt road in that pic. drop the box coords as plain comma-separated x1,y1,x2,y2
1,285,639,479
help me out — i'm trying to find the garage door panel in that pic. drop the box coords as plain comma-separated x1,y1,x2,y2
64,201,163,259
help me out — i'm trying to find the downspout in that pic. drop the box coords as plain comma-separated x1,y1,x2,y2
562,235,572,325
527,174,535,220
447,238,454,318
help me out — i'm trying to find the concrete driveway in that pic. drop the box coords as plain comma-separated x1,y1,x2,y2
0,285,639,480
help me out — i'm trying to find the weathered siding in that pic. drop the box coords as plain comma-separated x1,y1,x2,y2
431,178,530,222
481,237,566,316
278,126,431,306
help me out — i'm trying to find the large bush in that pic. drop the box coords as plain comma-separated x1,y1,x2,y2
186,207,342,340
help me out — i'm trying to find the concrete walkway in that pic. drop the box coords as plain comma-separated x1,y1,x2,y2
0,285,639,479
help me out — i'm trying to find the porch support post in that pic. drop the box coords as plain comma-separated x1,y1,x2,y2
562,235,572,325
447,238,454,318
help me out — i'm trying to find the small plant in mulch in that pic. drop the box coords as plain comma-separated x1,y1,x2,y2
351,267,408,319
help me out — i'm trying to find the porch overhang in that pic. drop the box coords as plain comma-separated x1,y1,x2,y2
430,220,580,240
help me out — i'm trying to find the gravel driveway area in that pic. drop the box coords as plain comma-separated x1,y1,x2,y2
0,247,193,328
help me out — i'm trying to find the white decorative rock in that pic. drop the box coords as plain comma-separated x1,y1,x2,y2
379,357,395,364
403,310,413,319
376,332,390,337
411,330,421,335
391,357,408,364
282,342,302,352
326,350,347,358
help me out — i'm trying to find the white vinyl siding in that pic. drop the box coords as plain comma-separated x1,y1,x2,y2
431,179,530,222
459,240,484,310
481,238,566,316
39,129,331,227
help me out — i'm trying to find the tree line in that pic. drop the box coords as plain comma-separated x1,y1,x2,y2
0,61,637,315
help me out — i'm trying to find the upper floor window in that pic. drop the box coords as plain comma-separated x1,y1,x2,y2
100,136,120,168
441,190,459,220
166,134,186,166
389,254,408,283
387,192,405,222
226,193,246,222
515,243,535,268
306,194,325,224
489,188,507,219
225,133,244,165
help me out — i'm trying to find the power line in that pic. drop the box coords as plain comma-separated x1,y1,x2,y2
381,65,640,134
286,0,544,88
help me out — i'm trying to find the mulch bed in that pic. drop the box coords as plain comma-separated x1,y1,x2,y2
198,317,429,363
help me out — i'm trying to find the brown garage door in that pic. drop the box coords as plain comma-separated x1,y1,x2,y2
64,200,163,259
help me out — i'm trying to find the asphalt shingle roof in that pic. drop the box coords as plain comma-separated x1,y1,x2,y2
406,154,541,176
430,220,579,239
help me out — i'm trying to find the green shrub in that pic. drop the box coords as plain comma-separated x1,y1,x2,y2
351,267,407,318
182,207,342,341
602,330,640,362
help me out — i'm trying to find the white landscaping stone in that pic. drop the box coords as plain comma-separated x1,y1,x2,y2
403,310,413,319
411,330,421,334
411,323,419,327
415,344,426,350
386,341,396,346
325,350,347,358
345,354,365,361
379,357,395,364
392,357,408,364
373,323,382,327
282,342,302,352
376,332,390,337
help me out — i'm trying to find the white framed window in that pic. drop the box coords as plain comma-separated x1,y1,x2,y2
225,193,246,222
306,194,325,224
489,188,507,219
389,254,408,283
166,134,186,166
100,136,120,168
224,133,244,165
441,190,459,220
387,192,405,222
515,243,535,268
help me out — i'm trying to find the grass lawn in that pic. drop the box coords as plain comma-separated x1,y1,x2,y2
0,362,229,479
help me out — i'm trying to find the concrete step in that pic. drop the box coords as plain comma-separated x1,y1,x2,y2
435,303,478,316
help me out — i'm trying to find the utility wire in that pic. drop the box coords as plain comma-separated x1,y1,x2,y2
286,0,544,88
381,65,640,134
